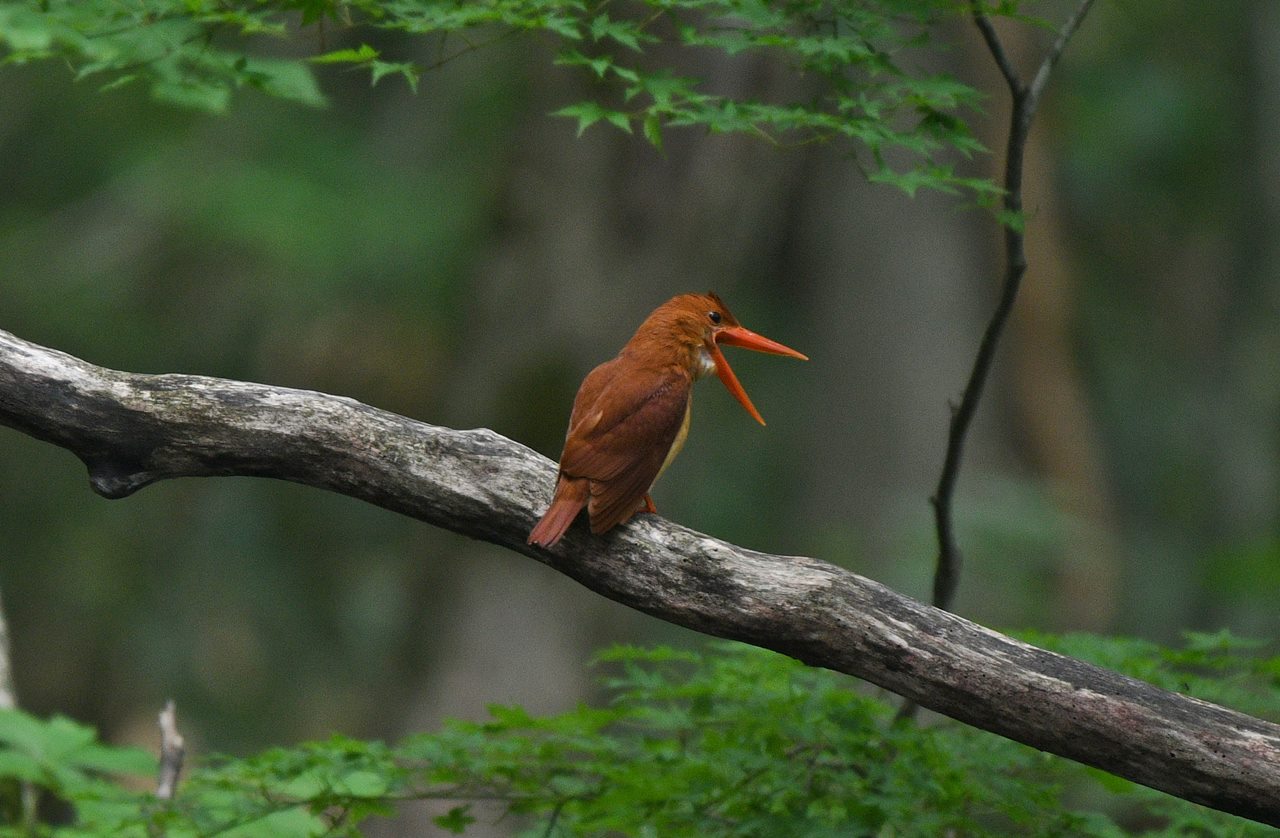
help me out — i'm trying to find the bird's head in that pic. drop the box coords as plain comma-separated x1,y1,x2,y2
636,291,808,425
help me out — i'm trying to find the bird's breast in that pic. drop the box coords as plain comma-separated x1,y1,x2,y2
654,394,693,484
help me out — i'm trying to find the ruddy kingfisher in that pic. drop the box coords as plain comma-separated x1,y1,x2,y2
528,291,807,547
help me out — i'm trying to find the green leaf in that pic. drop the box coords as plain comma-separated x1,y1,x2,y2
334,769,389,798
588,13,645,51
1183,629,1267,654
0,750,43,783
274,770,328,801
996,207,1025,232
370,60,420,92
292,0,337,27
605,110,631,133
236,57,326,107
642,113,663,150
433,804,476,834
309,44,381,64
555,49,632,81
70,742,157,776
217,806,328,838
0,709,57,754
610,63,639,83
0,6,56,52
540,13,580,40
553,102,631,137
151,79,232,113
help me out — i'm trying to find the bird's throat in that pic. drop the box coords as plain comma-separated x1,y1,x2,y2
692,345,716,380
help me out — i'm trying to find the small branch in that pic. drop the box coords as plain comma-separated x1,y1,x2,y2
1026,0,1097,113
156,700,186,801
541,799,567,838
929,0,1097,614
0,329,1278,824
0,588,16,713
970,2,1022,95
422,28,520,73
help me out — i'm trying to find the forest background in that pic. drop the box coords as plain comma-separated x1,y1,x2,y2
0,0,1278,832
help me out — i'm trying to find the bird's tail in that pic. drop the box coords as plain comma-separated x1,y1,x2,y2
528,478,589,547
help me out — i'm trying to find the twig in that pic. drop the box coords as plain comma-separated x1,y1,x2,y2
928,0,1097,614
541,799,567,838
0,589,16,714
422,28,521,73
156,700,186,801
1026,0,1098,115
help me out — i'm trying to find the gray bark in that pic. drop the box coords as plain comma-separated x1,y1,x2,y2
1,327,1278,826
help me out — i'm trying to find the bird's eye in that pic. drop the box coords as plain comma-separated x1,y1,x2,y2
708,311,722,325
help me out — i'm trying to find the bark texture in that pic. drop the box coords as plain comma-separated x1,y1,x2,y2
1,327,1278,826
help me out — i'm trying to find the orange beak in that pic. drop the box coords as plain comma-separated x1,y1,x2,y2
708,326,809,426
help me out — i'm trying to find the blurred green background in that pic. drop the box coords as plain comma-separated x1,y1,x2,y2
0,0,1276,793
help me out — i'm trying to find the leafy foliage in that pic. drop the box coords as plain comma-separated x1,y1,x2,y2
0,0,1002,198
0,2,323,111
0,636,1275,836
0,711,155,836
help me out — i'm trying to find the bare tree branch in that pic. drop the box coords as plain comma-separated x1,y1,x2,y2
930,0,1097,613
1027,0,1098,113
971,4,1021,95
0,588,16,713
0,328,1278,825
156,700,186,801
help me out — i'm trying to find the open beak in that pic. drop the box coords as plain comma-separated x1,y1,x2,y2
708,326,809,426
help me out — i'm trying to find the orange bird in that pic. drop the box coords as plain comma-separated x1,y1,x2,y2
528,291,807,547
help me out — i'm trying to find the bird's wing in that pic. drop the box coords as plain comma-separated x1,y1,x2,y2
558,359,691,532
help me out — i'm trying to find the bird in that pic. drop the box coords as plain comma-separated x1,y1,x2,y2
528,291,807,547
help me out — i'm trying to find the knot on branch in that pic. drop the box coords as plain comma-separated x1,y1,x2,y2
85,457,157,499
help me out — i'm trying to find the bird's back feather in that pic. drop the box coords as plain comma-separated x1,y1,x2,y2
559,358,692,535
